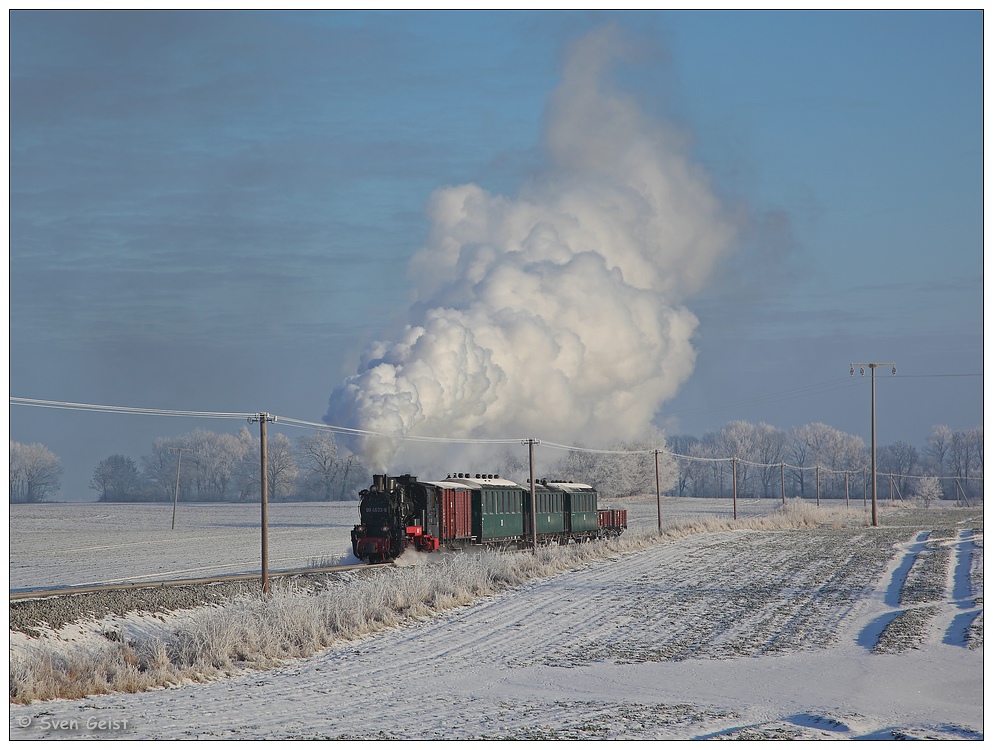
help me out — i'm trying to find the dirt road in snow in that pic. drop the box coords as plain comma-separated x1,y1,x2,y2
9,507,983,740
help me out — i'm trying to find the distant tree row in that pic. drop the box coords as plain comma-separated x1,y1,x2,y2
667,422,983,501
9,441,63,503
88,428,371,503
8,422,985,503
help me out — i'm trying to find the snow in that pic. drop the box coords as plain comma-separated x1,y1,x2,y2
8,497,984,740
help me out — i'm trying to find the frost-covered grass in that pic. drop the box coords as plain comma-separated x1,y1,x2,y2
1,503,905,704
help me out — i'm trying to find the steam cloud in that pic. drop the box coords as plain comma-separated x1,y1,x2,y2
324,28,736,471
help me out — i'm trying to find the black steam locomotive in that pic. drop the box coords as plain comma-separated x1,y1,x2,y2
351,473,627,563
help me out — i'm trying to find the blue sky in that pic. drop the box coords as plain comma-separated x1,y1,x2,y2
9,11,983,498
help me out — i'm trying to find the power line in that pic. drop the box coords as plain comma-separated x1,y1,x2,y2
275,415,523,445
10,395,983,476
9,399,525,446
9,397,251,420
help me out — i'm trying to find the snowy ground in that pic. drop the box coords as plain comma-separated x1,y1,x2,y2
8,494,857,590
8,498,984,740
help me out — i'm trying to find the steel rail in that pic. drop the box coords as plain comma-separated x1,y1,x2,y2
9,562,393,601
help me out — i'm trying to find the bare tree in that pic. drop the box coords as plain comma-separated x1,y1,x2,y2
786,423,864,499
754,423,787,498
695,432,728,498
967,426,983,479
295,431,342,502
90,454,142,502
143,438,191,502
948,427,984,496
551,434,676,498
185,428,246,502
911,475,943,509
924,425,953,478
625,427,678,497
9,441,63,503
295,431,372,502
233,426,261,501
786,427,813,497
667,434,699,496
878,441,919,497
718,420,757,497
233,427,298,501
266,433,298,500
552,445,620,495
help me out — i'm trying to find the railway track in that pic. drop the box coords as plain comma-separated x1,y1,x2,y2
9,561,392,601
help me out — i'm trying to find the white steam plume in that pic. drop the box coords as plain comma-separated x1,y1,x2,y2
324,27,736,471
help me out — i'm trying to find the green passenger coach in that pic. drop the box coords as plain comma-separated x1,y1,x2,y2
544,481,599,537
533,485,567,534
454,474,526,542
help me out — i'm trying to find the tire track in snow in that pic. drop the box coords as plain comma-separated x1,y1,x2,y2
871,526,984,653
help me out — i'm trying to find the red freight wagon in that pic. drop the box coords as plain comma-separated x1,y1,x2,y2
438,484,473,541
422,481,473,544
597,508,627,535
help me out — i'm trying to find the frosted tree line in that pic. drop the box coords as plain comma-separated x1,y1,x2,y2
83,428,371,504
8,421,985,503
8,441,63,503
668,422,983,503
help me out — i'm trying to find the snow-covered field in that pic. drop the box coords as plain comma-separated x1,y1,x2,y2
8,494,852,590
8,498,984,740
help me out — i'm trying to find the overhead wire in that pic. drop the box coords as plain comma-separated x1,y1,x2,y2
275,415,523,445
9,397,252,420
10,390,984,476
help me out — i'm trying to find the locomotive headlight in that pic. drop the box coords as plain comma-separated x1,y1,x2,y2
382,525,389,533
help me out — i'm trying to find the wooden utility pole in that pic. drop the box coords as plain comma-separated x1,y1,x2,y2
523,438,539,551
732,457,738,520
654,449,662,531
169,446,189,530
851,362,896,527
781,463,786,506
249,412,277,594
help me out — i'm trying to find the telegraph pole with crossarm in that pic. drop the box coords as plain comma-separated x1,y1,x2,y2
850,363,896,527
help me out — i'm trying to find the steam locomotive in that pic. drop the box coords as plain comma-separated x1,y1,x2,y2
351,473,627,563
